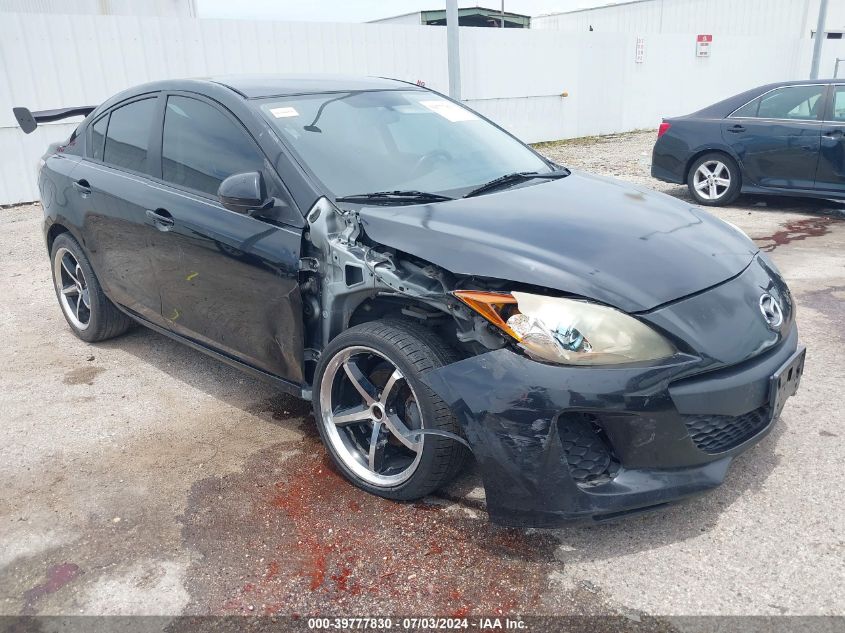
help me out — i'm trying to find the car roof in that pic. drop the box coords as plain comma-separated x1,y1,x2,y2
204,74,416,98
687,78,840,119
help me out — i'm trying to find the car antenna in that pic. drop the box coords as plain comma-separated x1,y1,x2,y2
304,92,355,133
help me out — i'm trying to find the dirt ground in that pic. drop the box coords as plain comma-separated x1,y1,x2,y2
1,130,843,625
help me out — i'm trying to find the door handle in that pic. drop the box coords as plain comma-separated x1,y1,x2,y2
146,208,174,231
72,179,91,195
822,129,843,139
727,125,746,134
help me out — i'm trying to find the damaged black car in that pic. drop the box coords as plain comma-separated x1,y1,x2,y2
18,75,805,527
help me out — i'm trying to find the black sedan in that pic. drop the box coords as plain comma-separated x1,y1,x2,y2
652,79,845,206
16,75,804,527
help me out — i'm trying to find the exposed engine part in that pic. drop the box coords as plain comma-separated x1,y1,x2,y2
302,198,456,350
455,313,507,350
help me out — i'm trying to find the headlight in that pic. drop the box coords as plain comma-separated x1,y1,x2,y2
453,290,675,365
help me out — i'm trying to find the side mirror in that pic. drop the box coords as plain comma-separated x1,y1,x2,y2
217,171,270,214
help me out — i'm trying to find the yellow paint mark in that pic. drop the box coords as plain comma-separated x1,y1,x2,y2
169,309,181,321
186,272,199,281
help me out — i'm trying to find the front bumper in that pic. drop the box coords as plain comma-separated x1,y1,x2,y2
424,325,803,527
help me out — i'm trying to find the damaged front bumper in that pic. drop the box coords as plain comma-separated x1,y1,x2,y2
424,324,803,528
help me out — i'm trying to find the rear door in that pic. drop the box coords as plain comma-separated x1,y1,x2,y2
72,94,166,325
814,83,845,192
720,84,826,189
143,93,305,384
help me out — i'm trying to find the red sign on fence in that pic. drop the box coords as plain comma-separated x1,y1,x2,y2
696,34,712,57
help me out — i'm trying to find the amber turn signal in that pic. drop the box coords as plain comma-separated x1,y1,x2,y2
452,290,521,340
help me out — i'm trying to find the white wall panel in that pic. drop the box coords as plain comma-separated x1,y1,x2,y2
0,0,196,17
0,13,821,203
534,0,813,38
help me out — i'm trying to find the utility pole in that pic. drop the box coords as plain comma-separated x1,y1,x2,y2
501,1,505,28
810,0,829,79
446,0,461,100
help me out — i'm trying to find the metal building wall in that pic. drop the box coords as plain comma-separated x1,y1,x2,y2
533,0,812,37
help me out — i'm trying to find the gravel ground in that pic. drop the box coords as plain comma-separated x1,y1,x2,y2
1,130,843,626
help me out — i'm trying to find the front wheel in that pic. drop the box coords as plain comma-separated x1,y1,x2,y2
312,320,467,501
687,152,741,206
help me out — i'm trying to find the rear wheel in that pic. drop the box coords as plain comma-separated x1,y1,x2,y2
687,152,741,206
50,233,133,342
312,320,467,500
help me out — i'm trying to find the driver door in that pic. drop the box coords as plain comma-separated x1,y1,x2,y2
144,93,306,384
814,84,845,192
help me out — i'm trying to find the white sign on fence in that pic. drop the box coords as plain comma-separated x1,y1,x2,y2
635,37,645,63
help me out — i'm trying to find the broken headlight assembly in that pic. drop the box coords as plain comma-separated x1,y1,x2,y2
454,290,675,365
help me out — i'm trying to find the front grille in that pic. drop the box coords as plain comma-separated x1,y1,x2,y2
682,405,772,454
558,413,618,485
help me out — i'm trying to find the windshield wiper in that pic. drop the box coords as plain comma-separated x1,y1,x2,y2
335,190,454,205
463,169,569,198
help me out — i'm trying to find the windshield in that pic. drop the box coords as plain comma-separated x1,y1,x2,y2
256,90,551,198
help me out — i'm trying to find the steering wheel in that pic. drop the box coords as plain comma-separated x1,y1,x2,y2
410,150,452,179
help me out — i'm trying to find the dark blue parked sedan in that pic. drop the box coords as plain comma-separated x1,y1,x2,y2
652,79,845,206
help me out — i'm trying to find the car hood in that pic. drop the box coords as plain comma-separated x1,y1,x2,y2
358,170,758,313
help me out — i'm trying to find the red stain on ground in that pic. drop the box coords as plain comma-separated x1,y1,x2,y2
180,410,558,618
265,561,280,581
755,216,841,252
21,563,81,615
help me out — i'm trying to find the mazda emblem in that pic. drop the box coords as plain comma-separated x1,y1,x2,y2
759,293,784,329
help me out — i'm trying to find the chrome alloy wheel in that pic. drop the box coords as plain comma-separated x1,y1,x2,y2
319,346,425,487
53,247,91,330
693,160,731,201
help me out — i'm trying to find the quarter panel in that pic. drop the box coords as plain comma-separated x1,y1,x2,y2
651,119,734,184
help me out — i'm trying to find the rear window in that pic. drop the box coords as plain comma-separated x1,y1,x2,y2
91,115,108,161
103,98,157,173
730,98,760,118
731,85,825,120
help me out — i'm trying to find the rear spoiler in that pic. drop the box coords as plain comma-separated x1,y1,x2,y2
12,106,96,134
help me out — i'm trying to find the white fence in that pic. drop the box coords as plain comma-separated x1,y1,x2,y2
1,12,842,204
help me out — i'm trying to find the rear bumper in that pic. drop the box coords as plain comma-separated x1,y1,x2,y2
424,325,802,527
651,139,687,184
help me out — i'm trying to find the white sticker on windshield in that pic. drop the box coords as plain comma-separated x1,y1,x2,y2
419,100,477,122
270,106,299,118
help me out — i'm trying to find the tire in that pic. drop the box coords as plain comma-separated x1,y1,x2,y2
50,233,133,342
312,319,468,501
687,152,741,207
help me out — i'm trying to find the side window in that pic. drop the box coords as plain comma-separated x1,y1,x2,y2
162,95,265,197
730,98,759,119
91,115,108,161
830,87,845,121
103,98,157,173
755,86,825,120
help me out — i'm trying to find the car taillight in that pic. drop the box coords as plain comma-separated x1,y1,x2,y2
657,122,671,138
